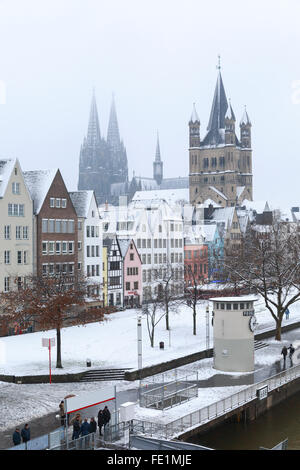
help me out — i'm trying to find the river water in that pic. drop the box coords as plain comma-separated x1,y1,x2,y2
189,391,300,450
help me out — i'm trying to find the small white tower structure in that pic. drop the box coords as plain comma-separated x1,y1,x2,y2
210,296,258,372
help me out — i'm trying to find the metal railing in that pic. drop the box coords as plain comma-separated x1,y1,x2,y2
140,382,198,410
132,362,300,440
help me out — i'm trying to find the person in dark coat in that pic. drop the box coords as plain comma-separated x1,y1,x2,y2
12,428,21,446
80,418,90,436
89,417,97,434
59,400,66,427
97,409,105,436
281,345,288,363
72,416,81,440
103,406,111,428
21,424,30,443
288,344,295,360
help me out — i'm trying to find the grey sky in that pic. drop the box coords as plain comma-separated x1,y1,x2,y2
0,0,299,207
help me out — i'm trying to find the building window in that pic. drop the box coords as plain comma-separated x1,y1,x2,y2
23,226,29,239
4,277,10,292
12,182,20,194
4,225,10,239
55,220,61,233
48,241,54,254
17,251,22,264
8,203,24,217
56,242,61,254
16,226,22,239
126,282,130,290
42,219,48,233
50,198,55,208
78,262,81,270
48,219,55,233
134,281,139,290
130,253,134,261
78,241,82,250
61,198,67,208
56,198,61,208
42,242,47,255
62,242,67,254
4,250,10,264
68,242,74,254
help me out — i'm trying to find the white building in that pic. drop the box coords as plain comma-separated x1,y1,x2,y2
0,159,34,294
69,190,103,303
99,198,184,301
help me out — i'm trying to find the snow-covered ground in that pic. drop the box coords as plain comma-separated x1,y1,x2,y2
0,296,300,433
0,296,299,376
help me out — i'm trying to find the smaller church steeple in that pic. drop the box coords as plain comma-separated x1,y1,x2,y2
153,133,163,185
240,106,252,148
189,103,200,147
225,99,236,145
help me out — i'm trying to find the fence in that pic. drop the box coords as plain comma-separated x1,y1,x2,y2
132,362,300,440
139,370,199,410
8,427,65,451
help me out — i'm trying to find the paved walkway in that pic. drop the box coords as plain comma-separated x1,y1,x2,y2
2,327,300,449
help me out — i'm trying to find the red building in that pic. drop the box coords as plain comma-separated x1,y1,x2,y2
184,244,208,286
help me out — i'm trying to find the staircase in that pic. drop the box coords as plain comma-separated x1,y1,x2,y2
254,340,269,350
80,368,132,382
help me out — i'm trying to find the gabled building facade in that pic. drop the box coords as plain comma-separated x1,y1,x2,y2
69,190,103,304
23,169,78,284
103,236,123,307
0,159,34,294
119,238,142,307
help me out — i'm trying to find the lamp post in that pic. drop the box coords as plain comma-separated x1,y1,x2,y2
206,304,210,351
137,315,142,370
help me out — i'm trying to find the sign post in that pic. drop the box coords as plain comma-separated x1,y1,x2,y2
42,338,55,384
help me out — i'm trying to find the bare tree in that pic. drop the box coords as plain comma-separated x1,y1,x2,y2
0,273,115,368
142,286,166,348
222,219,300,340
152,263,182,331
182,265,205,335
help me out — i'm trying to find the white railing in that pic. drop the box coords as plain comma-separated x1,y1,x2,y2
132,362,300,440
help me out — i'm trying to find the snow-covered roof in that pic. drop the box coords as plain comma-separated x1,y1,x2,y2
202,224,218,242
0,158,16,198
69,190,94,218
210,296,257,302
211,207,235,229
118,238,132,258
209,186,228,201
133,188,189,205
23,169,57,214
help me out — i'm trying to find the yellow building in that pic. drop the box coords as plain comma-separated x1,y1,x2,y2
102,246,108,307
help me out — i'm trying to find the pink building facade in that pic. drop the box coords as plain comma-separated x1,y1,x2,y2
120,239,142,308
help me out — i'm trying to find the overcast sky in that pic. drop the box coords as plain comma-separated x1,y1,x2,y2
0,0,299,207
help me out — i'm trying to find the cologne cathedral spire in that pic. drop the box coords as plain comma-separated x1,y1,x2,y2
107,94,121,152
86,89,101,147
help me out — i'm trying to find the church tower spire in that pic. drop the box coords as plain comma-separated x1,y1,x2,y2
107,94,121,152
86,89,101,147
153,133,163,185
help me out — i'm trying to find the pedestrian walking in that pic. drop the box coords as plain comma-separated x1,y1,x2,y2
59,400,66,427
12,427,21,446
89,417,97,434
71,415,81,441
97,409,105,436
281,345,288,363
285,308,290,320
288,344,295,360
21,424,30,443
103,406,111,429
